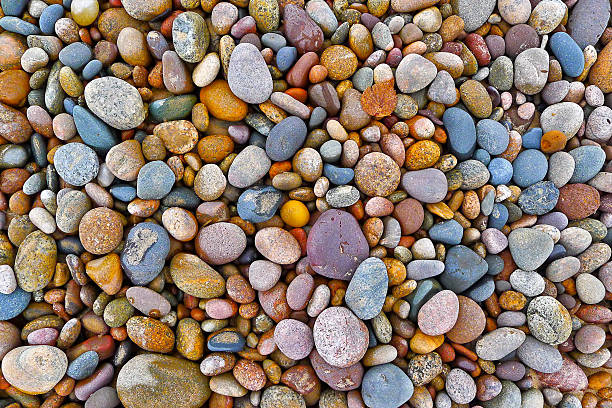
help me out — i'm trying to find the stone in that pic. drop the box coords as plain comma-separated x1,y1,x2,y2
444,107,476,160
228,146,271,188
567,0,611,49
313,307,369,368
508,228,554,271
401,168,447,203
2,346,67,394
54,143,99,187
228,43,272,104
417,290,459,336
173,12,208,63
440,245,489,293
170,253,225,299
117,354,210,408
361,364,414,408
14,231,56,292
396,54,437,93
475,328,526,360
307,209,369,280
527,296,572,345
514,48,549,95
274,319,313,360
266,116,307,161
121,223,170,286
345,257,388,320
84,77,145,130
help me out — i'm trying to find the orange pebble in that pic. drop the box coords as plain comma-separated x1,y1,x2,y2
540,130,567,153
269,161,292,178
285,88,308,103
190,307,206,321
110,326,128,341
308,65,328,83
289,228,308,255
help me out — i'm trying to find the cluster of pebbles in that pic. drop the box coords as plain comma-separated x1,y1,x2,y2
0,0,612,407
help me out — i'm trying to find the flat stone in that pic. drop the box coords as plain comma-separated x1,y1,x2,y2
508,228,554,271
475,327,526,360
440,245,489,293
395,54,437,93
228,43,272,104
527,296,572,345
2,346,67,394
54,143,99,187
417,290,459,336
361,364,413,408
313,307,369,368
345,257,388,320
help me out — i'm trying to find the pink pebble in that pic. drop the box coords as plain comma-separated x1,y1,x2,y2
205,298,237,319
27,328,59,345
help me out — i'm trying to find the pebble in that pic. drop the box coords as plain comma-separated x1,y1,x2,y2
396,54,437,93
121,222,170,286
444,108,477,160
84,77,145,130
345,257,388,319
550,32,585,78
401,168,447,203
508,228,554,271
446,368,477,404
2,346,67,394
313,307,369,368
266,116,307,161
228,43,273,104
307,209,368,280
440,245,489,293
136,161,175,199
54,143,99,187
228,146,271,188
361,364,414,408
274,319,313,360
117,354,210,408
197,222,246,265
527,296,572,345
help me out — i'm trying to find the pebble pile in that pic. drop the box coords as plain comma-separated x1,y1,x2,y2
0,0,611,407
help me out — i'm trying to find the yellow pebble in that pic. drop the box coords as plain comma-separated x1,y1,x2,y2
71,0,99,26
280,200,310,228
426,202,454,219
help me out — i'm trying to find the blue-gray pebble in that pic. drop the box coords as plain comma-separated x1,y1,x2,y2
488,203,509,230
39,4,64,35
276,46,297,71
121,222,170,285
476,119,509,155
265,116,307,161
1,0,27,16
441,245,489,293
110,185,137,202
345,257,389,320
136,161,175,199
72,106,119,153
550,32,585,78
361,364,414,408
522,128,542,149
569,145,605,183
428,219,463,245
67,351,99,380
237,185,283,223
518,181,560,215
59,42,92,70
82,59,103,80
444,107,476,160
512,149,548,187
54,143,100,187
464,276,495,302
0,288,31,321
488,157,513,185
0,16,40,35
323,163,354,185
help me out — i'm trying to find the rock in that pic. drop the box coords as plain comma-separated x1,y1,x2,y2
196,222,246,265
265,116,307,161
498,0,531,24
274,319,313,360
568,145,605,183
361,364,414,408
170,253,225,299
54,143,99,187
117,354,210,408
125,286,171,317
549,32,584,78
576,273,606,304
307,209,369,280
354,152,401,197
440,245,489,293
261,386,305,408
228,43,272,104
428,219,463,245
228,146,271,188
537,356,588,392
528,0,566,34
136,161,175,200
475,328,526,360
283,5,323,54
556,183,600,220
417,290,459,336
518,181,559,215
126,317,175,353
444,108,476,160
396,54,437,93
172,12,208,63
567,0,611,49
401,168,447,203
237,186,283,223
481,381,521,408
0,287,30,320
446,368,476,404
540,102,584,140
516,335,563,373
512,149,548,188
476,119,509,155
313,307,369,368
121,222,170,285
254,227,301,265
527,296,572,345
589,39,612,93
84,77,145,130
67,350,99,380
2,346,67,394
446,295,486,344
451,0,496,31
14,231,56,292
514,48,549,95
508,228,554,271
427,70,457,104
72,106,119,154
121,0,172,21
0,102,33,143
58,42,92,70
310,349,363,391
345,257,388,320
